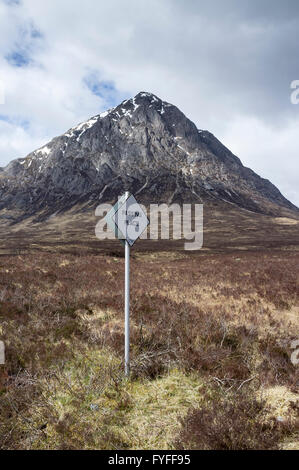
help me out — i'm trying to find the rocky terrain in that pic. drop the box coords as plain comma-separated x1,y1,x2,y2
0,91,298,225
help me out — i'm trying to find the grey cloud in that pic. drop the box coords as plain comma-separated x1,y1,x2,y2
127,0,299,123
0,0,298,205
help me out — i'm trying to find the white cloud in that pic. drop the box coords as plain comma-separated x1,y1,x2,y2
220,115,299,206
0,0,298,206
0,118,44,161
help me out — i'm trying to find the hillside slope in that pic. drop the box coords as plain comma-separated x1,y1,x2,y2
0,92,298,224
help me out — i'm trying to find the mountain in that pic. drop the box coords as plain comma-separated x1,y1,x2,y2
0,91,298,225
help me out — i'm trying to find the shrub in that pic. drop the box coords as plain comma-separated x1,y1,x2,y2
175,392,294,450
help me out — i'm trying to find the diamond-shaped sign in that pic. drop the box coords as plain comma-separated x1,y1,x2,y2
105,193,149,246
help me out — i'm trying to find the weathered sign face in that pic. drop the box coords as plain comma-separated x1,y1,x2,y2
105,193,149,246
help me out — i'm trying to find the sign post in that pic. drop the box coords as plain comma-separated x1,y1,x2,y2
105,192,149,376
124,192,130,376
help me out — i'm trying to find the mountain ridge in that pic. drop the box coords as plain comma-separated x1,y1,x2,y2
0,91,298,224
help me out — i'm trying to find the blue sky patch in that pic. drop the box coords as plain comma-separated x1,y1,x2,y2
83,71,128,108
3,0,21,5
5,21,43,68
0,114,30,130
6,50,30,67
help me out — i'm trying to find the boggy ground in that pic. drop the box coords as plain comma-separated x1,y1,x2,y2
0,248,298,449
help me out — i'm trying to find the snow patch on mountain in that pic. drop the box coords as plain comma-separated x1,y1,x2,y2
36,145,51,157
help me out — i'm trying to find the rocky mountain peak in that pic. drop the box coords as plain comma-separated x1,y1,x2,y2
0,92,298,223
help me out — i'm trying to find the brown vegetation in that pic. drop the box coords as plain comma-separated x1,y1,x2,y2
0,248,298,449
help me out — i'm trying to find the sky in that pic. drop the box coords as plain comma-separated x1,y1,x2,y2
0,0,298,206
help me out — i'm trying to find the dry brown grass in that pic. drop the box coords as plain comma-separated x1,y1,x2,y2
0,249,298,449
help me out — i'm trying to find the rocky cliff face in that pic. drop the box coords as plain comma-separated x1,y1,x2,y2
0,91,298,222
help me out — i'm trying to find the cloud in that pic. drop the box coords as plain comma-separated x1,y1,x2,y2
0,117,45,164
221,115,299,207
5,19,43,67
0,0,298,206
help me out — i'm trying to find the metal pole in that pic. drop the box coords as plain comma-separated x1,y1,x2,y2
124,192,130,376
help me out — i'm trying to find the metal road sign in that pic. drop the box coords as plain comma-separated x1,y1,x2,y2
112,194,149,246
104,193,149,376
